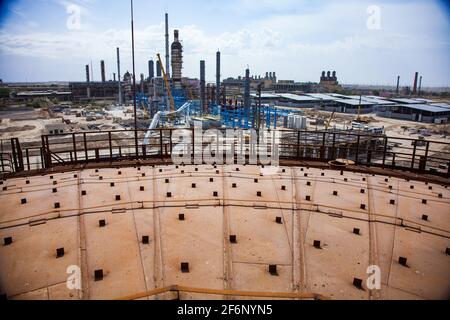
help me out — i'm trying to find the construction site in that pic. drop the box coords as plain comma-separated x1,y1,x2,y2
0,7,449,302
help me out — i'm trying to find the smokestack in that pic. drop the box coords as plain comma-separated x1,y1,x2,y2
396,76,400,95
140,73,144,93
165,13,170,79
216,51,221,105
413,72,418,94
200,60,206,113
85,64,91,98
113,73,116,82
156,59,161,77
244,68,250,115
116,47,122,105
85,64,90,82
418,76,422,96
148,60,154,80
100,60,106,82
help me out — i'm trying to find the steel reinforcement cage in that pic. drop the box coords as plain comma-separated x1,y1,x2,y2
0,128,449,178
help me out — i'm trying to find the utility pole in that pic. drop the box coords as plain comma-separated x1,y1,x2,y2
131,0,138,157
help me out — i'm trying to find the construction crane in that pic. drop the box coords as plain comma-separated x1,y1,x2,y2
156,53,175,112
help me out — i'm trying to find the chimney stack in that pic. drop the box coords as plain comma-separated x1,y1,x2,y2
100,60,106,82
165,13,170,79
200,60,206,113
216,51,221,105
148,60,154,80
244,68,250,115
116,47,122,105
418,76,422,96
396,76,400,95
413,72,419,94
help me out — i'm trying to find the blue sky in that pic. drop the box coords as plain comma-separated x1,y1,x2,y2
0,0,449,86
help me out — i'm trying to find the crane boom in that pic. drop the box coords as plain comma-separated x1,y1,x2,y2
157,53,175,112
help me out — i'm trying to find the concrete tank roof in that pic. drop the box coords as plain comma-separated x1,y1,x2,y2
0,165,449,300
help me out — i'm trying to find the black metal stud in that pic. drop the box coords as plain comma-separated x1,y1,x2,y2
257,191,262,197
81,190,86,196
94,269,103,281
229,235,237,243
306,195,311,201
306,181,311,186
398,257,408,267
3,237,12,246
140,186,145,191
333,191,338,196
254,178,258,183
410,185,414,189
281,185,286,191
445,248,450,255
99,219,106,227
321,173,324,176
353,228,360,235
209,178,214,182
360,189,365,194
165,178,169,183
56,247,65,258
236,168,240,171
142,236,149,244
54,202,60,209
167,192,172,198
422,199,427,204
53,181,57,185
269,264,278,276
213,191,218,197
21,198,27,204
353,278,363,289
232,183,237,188
344,178,348,182
115,195,121,201
438,194,442,198
422,215,428,221
275,217,282,224
192,183,196,188
390,199,395,205
181,262,189,273
313,240,321,249
360,204,366,210
304,173,308,177
179,213,185,221
26,180,30,184
110,182,115,187
99,176,103,180
52,188,57,193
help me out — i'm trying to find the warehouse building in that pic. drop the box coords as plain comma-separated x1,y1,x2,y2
376,104,450,123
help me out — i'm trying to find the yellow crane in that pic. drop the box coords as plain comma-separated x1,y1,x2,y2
156,53,175,112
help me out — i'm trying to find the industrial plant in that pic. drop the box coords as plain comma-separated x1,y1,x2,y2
0,5,449,304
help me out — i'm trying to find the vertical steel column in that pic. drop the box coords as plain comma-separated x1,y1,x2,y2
83,133,88,162
108,131,113,160
382,137,388,167
411,139,417,169
355,134,361,164
72,133,78,162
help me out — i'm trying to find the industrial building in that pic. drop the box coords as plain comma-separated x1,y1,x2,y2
377,104,450,123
